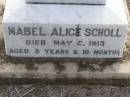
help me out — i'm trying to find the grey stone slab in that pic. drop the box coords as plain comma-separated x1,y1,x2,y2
1,0,130,86
26,0,106,4
2,0,128,58
0,35,130,85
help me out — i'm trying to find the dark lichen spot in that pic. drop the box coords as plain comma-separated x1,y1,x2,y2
54,61,65,73
0,4,4,16
25,62,38,71
77,61,101,72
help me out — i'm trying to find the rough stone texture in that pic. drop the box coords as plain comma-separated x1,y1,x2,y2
0,0,130,85
0,0,130,97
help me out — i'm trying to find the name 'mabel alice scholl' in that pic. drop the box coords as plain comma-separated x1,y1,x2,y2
7,27,121,37
3,0,128,58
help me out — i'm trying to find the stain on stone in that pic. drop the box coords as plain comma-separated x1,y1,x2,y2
11,74,16,78
77,61,101,72
53,61,65,73
0,4,4,16
25,61,38,71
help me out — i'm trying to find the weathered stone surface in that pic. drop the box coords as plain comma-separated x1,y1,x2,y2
26,0,106,4
0,0,130,97
0,34,130,85
2,0,128,58
0,0,130,85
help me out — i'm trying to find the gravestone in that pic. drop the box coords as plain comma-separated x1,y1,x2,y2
2,0,128,58
26,0,106,4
